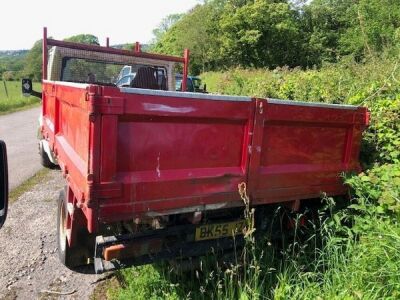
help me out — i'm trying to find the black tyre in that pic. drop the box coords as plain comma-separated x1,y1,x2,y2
57,189,92,269
39,143,56,169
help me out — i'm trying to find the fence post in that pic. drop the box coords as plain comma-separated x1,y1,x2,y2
2,81,8,99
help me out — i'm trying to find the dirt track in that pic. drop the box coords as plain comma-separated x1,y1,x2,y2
0,107,42,190
0,170,105,300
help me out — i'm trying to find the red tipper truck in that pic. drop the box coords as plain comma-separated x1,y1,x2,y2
25,28,369,273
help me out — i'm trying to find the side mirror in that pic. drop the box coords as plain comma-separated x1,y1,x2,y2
21,79,42,98
22,78,33,97
0,140,8,229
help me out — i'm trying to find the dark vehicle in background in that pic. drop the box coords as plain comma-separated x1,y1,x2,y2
175,74,207,93
0,141,8,229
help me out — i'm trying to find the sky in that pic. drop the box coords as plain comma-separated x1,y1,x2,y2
0,0,201,50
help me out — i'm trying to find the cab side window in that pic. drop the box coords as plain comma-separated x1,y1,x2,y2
121,66,131,77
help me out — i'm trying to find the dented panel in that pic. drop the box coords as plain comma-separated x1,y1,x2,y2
97,89,255,222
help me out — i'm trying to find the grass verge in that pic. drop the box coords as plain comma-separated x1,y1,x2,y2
91,276,121,300
0,101,41,116
9,168,50,203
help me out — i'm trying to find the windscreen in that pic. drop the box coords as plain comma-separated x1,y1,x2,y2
61,57,168,89
192,78,202,90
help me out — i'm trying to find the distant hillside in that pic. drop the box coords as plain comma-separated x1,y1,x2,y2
0,50,28,59
0,50,27,80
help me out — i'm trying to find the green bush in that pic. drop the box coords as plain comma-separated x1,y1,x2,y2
363,97,400,165
346,163,400,214
201,57,400,105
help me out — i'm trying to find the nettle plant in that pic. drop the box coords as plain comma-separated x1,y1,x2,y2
360,96,400,166
346,163,400,214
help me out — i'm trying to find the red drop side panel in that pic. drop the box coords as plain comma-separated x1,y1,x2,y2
248,99,368,204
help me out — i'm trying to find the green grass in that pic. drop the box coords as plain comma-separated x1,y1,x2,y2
107,200,400,300
0,80,41,114
9,168,49,203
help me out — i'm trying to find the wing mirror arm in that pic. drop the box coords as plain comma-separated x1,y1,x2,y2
21,79,42,99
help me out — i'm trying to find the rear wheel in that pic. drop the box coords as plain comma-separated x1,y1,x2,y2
57,189,92,269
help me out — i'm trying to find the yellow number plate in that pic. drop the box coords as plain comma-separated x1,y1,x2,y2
195,220,245,241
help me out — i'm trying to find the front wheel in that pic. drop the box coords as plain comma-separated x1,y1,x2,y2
39,142,56,169
57,189,91,269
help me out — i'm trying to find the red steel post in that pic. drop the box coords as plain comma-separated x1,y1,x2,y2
135,42,141,53
42,27,48,80
182,49,190,92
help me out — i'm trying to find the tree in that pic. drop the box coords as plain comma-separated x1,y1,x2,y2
339,0,400,59
154,2,224,74
64,34,99,45
218,0,304,68
300,0,352,65
154,0,308,72
301,0,400,64
152,13,184,45
22,34,100,81
23,39,42,81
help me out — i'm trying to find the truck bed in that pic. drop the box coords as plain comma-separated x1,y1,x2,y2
41,81,368,232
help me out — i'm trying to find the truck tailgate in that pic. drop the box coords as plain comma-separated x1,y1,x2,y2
248,99,368,204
